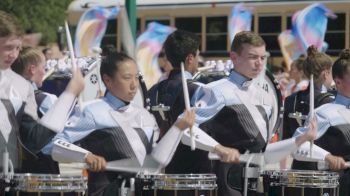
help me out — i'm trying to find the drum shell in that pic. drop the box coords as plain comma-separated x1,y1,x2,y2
1,174,87,196
135,174,218,196
262,170,339,196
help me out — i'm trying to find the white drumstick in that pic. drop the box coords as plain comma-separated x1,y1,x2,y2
181,62,195,151
309,74,314,157
64,21,83,111
208,152,264,166
69,158,160,174
42,66,56,82
318,161,350,170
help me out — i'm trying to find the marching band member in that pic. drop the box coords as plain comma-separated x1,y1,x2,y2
283,46,335,175
285,55,309,96
148,30,240,175
157,48,173,82
11,47,60,175
12,47,58,118
284,45,335,140
293,49,350,196
0,11,84,173
192,31,316,196
42,52,196,196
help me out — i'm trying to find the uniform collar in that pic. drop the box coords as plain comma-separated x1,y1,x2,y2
168,69,193,80
314,83,328,93
104,91,128,110
335,94,350,109
229,69,253,88
183,70,193,79
31,81,38,90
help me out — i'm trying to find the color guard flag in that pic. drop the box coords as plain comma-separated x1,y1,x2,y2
74,6,119,57
136,22,176,88
292,3,336,53
278,3,336,70
229,3,253,43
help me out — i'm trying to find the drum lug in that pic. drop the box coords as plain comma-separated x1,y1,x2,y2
243,167,260,178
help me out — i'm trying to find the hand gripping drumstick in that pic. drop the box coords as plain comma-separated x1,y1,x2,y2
181,63,195,151
64,21,83,111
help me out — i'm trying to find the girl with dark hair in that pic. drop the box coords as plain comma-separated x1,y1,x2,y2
42,52,196,196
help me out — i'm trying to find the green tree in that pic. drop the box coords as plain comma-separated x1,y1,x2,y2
0,0,73,44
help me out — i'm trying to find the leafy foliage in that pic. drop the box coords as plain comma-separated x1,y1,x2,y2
0,0,73,44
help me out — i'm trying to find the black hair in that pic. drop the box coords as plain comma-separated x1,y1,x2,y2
100,52,135,85
163,30,200,69
332,49,350,80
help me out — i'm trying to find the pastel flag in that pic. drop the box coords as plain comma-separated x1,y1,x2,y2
278,30,304,70
74,6,119,57
136,22,176,89
229,3,253,43
292,3,336,53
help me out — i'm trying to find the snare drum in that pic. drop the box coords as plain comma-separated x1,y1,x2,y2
2,173,87,196
262,170,339,196
135,173,217,196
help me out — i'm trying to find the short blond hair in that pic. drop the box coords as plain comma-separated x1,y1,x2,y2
12,47,44,75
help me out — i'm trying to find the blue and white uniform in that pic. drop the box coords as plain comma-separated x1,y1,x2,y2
42,91,184,196
32,82,57,117
0,69,76,171
192,70,298,196
293,94,350,195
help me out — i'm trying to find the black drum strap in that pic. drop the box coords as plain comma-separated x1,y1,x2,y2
138,74,150,110
34,90,47,118
315,91,336,107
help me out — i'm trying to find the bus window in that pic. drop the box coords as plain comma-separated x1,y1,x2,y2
259,15,281,56
325,13,346,55
206,16,227,52
101,19,117,48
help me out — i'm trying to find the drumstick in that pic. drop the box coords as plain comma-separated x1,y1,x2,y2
181,62,195,151
309,74,314,157
64,21,83,111
42,66,56,82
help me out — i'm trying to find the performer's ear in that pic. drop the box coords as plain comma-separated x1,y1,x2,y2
28,64,36,76
230,51,238,61
102,74,112,89
334,77,341,87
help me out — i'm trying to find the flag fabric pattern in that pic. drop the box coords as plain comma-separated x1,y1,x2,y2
228,3,253,43
292,3,336,53
74,6,119,57
278,3,336,70
136,22,176,89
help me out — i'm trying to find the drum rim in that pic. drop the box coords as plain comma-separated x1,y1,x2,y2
1,173,88,192
137,173,217,179
137,173,218,190
9,173,87,180
262,169,339,176
262,169,339,188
